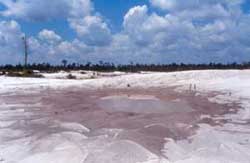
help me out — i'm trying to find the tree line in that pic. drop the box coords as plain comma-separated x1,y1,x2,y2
1,61,250,73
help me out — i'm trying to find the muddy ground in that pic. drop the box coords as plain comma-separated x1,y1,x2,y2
0,86,239,157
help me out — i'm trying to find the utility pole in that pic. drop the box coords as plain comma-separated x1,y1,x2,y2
22,35,28,68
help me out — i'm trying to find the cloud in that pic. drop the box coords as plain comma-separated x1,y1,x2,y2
0,20,93,64
26,35,97,64
123,5,194,47
0,20,24,64
0,0,92,21
123,5,151,45
121,2,250,63
150,0,176,11
0,1,250,64
150,0,244,11
69,15,112,46
38,29,62,44
0,0,111,46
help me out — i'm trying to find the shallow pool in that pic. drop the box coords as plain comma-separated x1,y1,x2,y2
98,95,194,114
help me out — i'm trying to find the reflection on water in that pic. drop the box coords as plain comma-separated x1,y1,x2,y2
98,95,193,114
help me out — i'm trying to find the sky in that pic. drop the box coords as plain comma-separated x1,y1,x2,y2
0,0,249,65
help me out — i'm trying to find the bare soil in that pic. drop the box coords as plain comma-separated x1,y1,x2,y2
0,87,239,156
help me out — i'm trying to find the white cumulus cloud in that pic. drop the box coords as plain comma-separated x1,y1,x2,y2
38,29,62,44
0,0,249,64
0,0,92,21
0,0,111,46
69,15,112,46
0,20,24,64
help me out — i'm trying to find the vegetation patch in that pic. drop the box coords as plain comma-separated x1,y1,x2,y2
6,70,44,78
66,74,77,79
1,62,250,73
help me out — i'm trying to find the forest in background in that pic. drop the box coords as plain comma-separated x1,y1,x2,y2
1,61,250,73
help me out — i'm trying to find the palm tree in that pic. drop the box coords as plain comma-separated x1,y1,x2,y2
62,59,67,68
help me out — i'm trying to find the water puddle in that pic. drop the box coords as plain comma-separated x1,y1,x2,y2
98,95,193,114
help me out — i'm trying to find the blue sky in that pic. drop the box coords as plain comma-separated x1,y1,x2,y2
94,0,150,31
242,0,250,12
0,0,249,65
5,0,151,38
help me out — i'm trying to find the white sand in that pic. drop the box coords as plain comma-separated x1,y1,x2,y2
0,70,250,163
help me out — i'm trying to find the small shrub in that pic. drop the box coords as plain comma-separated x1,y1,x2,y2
6,70,44,78
0,71,6,76
7,71,22,77
80,71,87,74
90,75,96,79
67,74,77,79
